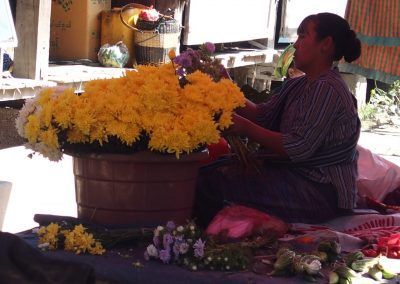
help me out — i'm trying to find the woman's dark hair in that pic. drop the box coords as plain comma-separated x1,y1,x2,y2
297,13,361,63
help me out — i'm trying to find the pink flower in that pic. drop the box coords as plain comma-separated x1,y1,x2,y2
139,6,160,21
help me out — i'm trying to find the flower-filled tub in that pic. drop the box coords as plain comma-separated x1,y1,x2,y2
15,43,245,226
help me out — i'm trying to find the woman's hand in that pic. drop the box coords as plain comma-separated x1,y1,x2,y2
225,113,288,158
224,113,250,137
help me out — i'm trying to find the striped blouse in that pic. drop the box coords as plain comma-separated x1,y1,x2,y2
256,68,361,209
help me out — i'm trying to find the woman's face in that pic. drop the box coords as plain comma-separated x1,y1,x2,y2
293,21,322,74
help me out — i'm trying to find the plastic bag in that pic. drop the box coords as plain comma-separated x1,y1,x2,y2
98,41,129,68
357,145,400,201
206,205,289,239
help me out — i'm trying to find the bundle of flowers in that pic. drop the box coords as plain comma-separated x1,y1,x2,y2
34,219,276,271
16,45,245,161
35,222,105,255
172,43,259,171
172,42,229,84
144,220,272,271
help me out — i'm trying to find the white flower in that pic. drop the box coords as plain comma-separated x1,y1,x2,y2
146,244,159,258
28,142,63,162
38,242,49,249
15,98,36,136
303,258,322,275
179,242,189,254
177,226,184,232
154,226,164,237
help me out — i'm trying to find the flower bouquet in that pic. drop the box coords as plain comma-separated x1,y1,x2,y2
15,43,245,162
172,43,261,171
143,220,272,272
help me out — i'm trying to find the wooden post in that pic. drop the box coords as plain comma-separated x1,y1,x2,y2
13,0,51,80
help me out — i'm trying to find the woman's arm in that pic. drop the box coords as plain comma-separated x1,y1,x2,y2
235,99,259,123
227,113,288,158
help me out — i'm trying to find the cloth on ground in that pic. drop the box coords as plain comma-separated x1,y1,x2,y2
285,213,400,252
0,232,96,284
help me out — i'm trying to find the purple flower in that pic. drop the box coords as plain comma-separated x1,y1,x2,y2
180,57,192,68
153,235,160,247
159,248,171,264
173,242,180,255
172,241,182,261
193,238,205,258
166,221,176,231
143,251,150,261
176,67,185,77
174,53,192,68
179,242,189,254
204,42,215,54
189,49,200,59
163,233,174,249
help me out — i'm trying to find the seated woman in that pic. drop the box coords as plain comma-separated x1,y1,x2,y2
193,12,362,227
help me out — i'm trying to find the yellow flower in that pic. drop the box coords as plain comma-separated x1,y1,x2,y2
16,60,245,161
37,222,61,250
37,223,105,255
63,224,105,255
168,49,176,60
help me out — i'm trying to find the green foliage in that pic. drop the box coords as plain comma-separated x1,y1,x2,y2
359,80,400,130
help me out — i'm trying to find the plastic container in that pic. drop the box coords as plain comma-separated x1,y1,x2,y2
0,181,12,231
100,5,145,67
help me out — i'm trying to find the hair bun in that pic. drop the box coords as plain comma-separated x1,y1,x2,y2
343,29,361,63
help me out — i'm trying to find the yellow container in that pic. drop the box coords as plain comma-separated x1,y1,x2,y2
100,6,143,67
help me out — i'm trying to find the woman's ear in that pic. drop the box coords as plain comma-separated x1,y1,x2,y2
321,36,334,55
287,68,296,78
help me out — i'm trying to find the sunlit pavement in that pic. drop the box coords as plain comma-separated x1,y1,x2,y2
0,146,76,233
358,127,400,165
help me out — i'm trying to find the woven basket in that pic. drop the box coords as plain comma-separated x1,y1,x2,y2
134,19,180,65
120,4,181,65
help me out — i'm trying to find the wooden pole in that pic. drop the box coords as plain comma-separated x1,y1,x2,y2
13,0,51,80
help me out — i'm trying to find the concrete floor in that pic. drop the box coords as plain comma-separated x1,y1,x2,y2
0,147,76,233
358,126,400,165
1,128,399,234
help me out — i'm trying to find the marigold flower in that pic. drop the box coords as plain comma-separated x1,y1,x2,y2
16,43,245,161
168,49,176,60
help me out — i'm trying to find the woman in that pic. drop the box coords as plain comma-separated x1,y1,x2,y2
193,12,362,226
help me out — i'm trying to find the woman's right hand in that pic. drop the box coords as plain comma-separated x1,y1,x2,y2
224,113,251,137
